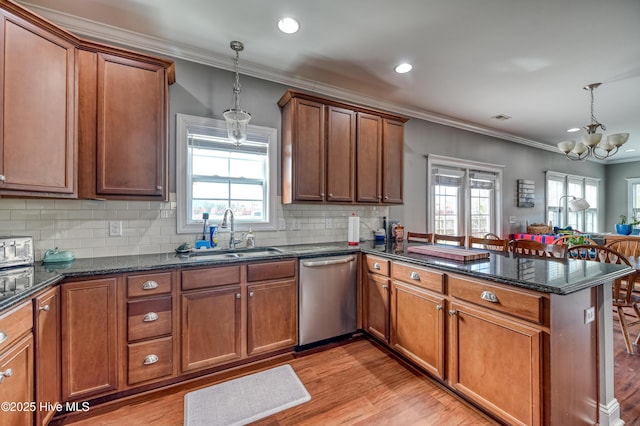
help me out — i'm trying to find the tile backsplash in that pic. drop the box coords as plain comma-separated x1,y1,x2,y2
0,195,389,260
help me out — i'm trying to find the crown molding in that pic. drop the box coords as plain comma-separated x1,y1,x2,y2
19,1,638,165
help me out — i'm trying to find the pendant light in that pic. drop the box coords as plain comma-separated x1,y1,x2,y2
223,41,251,146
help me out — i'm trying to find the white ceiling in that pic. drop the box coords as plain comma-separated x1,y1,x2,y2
19,0,640,163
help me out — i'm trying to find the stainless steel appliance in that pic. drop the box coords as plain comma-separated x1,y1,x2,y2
298,254,357,346
0,236,35,299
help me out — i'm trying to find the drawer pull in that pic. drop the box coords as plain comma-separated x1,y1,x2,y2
39,304,50,312
143,312,159,322
436,305,443,311
410,271,420,280
382,284,388,290
0,331,7,344
448,310,457,316
249,291,254,298
0,368,13,383
236,293,241,299
373,262,381,270
142,280,159,290
0,175,5,182
480,291,499,303
143,354,159,365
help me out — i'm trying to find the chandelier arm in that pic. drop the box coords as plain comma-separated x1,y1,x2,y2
565,151,589,162
591,145,618,160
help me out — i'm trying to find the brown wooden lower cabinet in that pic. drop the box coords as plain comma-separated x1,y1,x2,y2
61,277,120,401
390,281,445,380
448,301,542,425
364,272,390,343
34,286,61,426
180,285,242,373
0,301,33,426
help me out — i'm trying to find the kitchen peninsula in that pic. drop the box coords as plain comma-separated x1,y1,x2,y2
0,242,631,426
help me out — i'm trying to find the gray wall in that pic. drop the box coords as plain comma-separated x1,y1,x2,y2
168,57,620,237
605,161,640,230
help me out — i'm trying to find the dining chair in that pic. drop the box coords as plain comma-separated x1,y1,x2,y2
567,244,640,354
484,233,501,240
432,233,466,246
467,236,509,251
406,232,433,243
552,235,597,246
512,239,567,258
606,238,640,258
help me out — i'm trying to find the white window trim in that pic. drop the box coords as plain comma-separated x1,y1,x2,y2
427,154,504,235
545,171,600,232
176,113,278,234
627,176,640,221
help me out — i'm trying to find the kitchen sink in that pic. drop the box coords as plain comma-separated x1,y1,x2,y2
188,246,285,260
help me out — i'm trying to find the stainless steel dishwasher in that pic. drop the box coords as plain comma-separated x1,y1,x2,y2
298,254,357,346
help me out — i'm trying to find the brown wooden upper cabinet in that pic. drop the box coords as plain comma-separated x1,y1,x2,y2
78,48,174,200
0,0,175,200
279,89,407,205
0,5,77,197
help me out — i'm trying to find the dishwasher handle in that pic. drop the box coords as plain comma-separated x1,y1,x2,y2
301,255,356,267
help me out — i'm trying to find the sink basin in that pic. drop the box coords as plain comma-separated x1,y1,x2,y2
188,247,284,260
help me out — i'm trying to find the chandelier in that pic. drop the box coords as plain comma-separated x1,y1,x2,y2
223,41,251,146
557,83,629,161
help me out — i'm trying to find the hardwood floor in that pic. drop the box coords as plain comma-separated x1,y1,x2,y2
54,323,640,426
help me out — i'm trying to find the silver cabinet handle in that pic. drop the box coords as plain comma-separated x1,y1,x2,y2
156,186,163,190
448,310,457,316
373,262,381,270
0,368,13,383
436,305,443,311
382,284,388,290
320,192,325,197
142,280,159,290
39,304,50,312
410,271,420,280
235,293,241,299
143,354,158,365
384,196,389,200
0,331,7,344
143,312,159,322
480,291,499,303
329,193,333,197
0,175,5,182
249,291,254,297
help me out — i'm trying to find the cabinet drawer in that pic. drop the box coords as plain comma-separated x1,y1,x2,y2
0,301,32,353
366,255,390,276
127,297,172,341
247,259,296,282
448,274,546,324
392,262,443,293
127,272,172,297
127,336,173,385
181,265,241,291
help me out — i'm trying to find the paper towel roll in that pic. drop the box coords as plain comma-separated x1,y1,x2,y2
348,214,359,246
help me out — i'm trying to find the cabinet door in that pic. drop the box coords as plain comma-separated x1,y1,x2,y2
181,286,242,373
61,278,120,401
326,106,356,202
292,98,325,201
0,334,33,426
364,272,389,342
382,119,404,204
247,279,297,356
34,287,61,426
0,11,76,196
391,281,445,379
448,302,542,426
356,113,382,203
96,53,167,198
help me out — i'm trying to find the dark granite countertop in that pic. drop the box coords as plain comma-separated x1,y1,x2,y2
0,241,633,311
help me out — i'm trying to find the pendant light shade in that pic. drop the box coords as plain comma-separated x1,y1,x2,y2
224,41,251,146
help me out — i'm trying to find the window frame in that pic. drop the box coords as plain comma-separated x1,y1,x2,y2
627,177,640,225
545,171,600,232
176,113,278,234
427,155,504,237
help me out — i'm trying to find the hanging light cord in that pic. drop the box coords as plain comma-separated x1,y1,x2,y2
232,48,241,111
585,84,605,134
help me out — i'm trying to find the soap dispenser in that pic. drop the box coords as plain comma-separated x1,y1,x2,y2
245,228,255,248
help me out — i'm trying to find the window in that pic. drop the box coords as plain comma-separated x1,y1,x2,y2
176,114,277,234
545,171,599,233
628,177,640,224
428,155,503,237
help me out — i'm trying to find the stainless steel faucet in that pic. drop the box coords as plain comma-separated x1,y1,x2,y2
221,208,241,248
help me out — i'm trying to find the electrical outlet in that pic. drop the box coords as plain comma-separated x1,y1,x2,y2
509,216,516,224
109,221,122,237
584,306,595,324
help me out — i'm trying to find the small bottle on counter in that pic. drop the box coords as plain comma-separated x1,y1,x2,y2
245,228,255,248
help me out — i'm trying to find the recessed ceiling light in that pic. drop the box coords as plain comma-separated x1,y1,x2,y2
626,148,636,152
277,17,299,34
394,63,412,74
567,127,581,133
